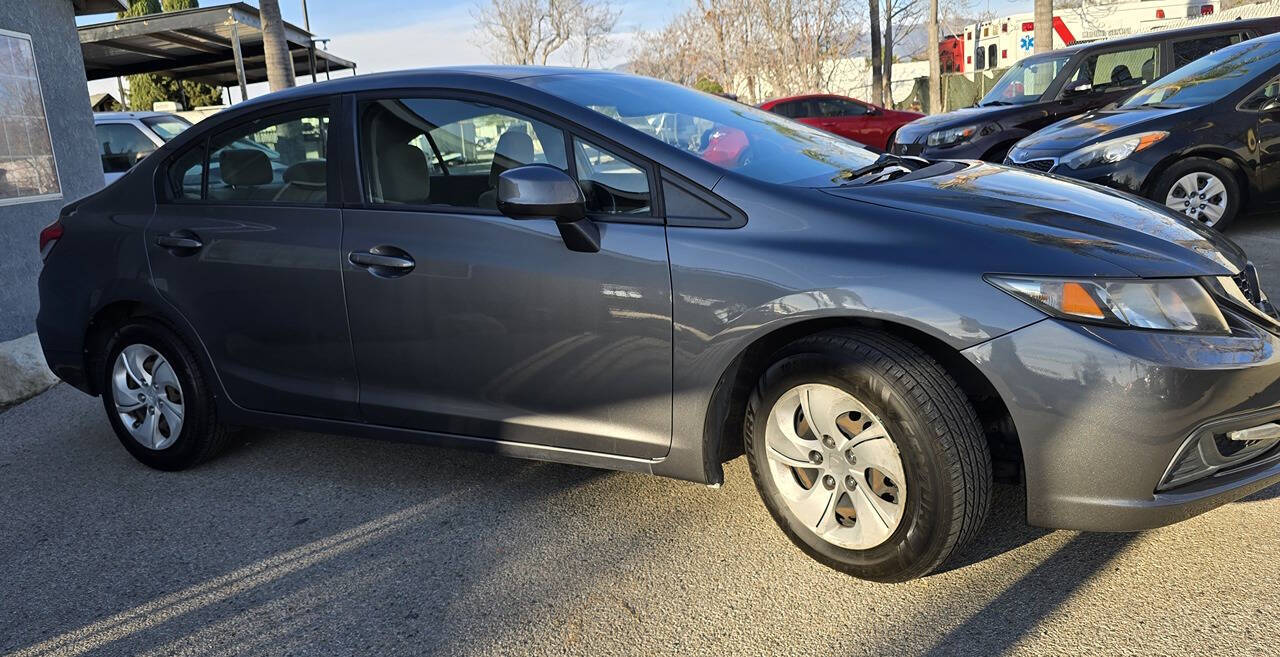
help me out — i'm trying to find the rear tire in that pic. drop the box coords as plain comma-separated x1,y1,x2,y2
744,329,991,582
100,318,231,470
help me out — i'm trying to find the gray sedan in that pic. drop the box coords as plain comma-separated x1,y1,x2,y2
38,67,1280,582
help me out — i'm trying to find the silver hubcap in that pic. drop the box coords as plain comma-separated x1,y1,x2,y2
111,344,184,450
1165,172,1229,227
764,384,907,550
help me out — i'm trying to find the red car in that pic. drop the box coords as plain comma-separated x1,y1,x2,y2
759,94,922,151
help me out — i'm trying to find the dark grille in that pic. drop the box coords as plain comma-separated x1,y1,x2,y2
1020,159,1056,173
894,143,924,156
1234,265,1261,305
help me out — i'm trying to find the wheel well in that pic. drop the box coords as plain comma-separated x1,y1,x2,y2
703,317,1022,484
82,300,155,395
1143,151,1251,205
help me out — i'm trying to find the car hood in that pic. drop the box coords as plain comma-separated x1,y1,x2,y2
823,162,1245,277
894,104,1037,143
1012,105,1192,155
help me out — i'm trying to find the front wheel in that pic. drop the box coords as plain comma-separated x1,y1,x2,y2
745,329,992,582
1151,157,1241,230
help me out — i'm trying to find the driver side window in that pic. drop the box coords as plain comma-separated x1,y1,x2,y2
573,137,650,216
359,97,567,210
1074,46,1158,90
1241,76,1280,111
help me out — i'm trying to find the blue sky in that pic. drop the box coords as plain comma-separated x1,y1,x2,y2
82,0,1034,100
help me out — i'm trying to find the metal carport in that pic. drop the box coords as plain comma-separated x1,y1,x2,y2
78,1,356,103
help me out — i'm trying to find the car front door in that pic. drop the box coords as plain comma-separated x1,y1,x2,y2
1241,75,1280,201
339,94,673,459
148,101,359,420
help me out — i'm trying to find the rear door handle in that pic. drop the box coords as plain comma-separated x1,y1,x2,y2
155,232,203,250
349,248,415,276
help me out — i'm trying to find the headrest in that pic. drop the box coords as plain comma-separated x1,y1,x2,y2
378,142,430,203
1110,65,1132,83
219,148,272,187
283,160,326,187
489,130,535,187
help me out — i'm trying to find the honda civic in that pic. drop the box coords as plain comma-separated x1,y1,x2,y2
37,66,1280,582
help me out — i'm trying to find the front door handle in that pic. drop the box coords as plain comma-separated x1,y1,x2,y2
155,231,203,251
349,247,415,277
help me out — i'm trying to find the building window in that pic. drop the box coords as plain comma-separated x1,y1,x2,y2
0,29,60,206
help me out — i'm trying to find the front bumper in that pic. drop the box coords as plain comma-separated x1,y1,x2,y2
964,315,1280,531
1004,150,1159,196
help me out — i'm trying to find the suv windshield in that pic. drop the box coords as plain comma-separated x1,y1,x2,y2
1123,37,1280,109
524,74,880,186
980,54,1071,106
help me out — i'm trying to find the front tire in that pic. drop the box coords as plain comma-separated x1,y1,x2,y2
101,318,231,470
1150,157,1241,230
744,329,991,582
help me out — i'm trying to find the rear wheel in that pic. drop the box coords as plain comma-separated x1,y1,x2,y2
1151,157,1241,230
101,319,231,470
744,329,991,582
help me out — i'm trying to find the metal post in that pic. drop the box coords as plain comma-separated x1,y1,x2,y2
301,0,317,83
117,76,127,110
229,20,249,102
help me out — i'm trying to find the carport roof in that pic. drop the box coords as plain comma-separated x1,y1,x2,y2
78,1,356,88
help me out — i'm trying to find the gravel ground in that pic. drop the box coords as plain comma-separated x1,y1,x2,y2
2,213,1278,657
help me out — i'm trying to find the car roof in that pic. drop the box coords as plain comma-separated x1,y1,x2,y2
93,111,181,121
1045,16,1280,57
232,65,623,111
760,93,861,106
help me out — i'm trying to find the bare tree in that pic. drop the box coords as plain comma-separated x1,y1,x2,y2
882,0,923,106
869,0,883,106
476,0,618,66
752,0,862,97
1034,0,1053,53
927,0,940,112
259,0,295,92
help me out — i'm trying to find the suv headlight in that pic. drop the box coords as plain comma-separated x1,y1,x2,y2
1059,131,1167,170
987,276,1229,333
926,123,992,147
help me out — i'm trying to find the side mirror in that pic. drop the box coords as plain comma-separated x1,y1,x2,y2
866,105,882,116
496,164,599,253
1063,81,1094,96
1261,98,1280,114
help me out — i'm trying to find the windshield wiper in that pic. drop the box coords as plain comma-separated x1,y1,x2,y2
1134,102,1182,109
980,100,1012,106
832,153,924,185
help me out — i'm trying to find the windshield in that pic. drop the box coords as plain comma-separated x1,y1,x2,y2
523,74,880,186
141,115,192,142
1123,38,1280,109
980,54,1071,106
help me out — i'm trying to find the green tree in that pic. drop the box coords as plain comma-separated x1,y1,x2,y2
693,77,725,94
119,0,223,111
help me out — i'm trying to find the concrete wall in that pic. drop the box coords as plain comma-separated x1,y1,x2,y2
0,0,104,341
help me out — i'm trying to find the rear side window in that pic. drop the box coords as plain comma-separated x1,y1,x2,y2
1171,33,1243,69
208,111,329,203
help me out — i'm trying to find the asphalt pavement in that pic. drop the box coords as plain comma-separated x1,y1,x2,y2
3,213,1280,657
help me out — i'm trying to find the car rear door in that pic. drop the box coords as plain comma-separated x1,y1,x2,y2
147,99,359,420
338,93,673,459
1241,74,1280,201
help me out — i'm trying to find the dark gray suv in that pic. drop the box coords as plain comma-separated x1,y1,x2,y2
37,68,1280,582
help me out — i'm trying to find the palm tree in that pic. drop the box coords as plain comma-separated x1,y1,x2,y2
927,0,940,113
259,0,296,92
1034,0,1053,54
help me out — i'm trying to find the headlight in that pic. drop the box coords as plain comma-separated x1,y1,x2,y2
987,276,1229,333
926,123,991,147
1059,131,1168,170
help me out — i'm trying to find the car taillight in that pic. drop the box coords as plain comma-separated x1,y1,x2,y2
1202,5,1214,14
39,220,63,260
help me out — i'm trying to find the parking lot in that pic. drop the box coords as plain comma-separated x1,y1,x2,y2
3,212,1279,657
